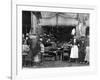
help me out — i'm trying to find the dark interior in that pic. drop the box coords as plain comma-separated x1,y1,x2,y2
42,26,75,42
22,11,31,34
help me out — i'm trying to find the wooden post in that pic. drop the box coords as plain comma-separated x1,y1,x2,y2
30,12,38,34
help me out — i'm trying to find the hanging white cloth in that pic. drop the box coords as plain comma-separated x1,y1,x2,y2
70,45,78,58
71,28,76,35
85,46,89,62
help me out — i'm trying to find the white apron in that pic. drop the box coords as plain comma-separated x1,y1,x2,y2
34,54,40,62
70,45,78,58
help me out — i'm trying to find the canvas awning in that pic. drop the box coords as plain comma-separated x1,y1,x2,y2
39,16,56,26
39,15,78,26
39,12,90,27
58,15,78,26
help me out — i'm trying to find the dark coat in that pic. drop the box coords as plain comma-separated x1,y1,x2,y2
77,36,87,62
28,38,41,57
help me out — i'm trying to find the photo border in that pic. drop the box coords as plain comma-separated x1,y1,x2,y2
11,2,97,80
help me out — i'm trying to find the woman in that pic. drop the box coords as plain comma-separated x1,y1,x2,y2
28,34,41,66
70,39,79,63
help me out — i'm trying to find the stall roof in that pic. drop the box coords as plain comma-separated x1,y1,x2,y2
39,15,78,26
39,12,89,26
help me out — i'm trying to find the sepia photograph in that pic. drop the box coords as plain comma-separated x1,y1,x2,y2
22,11,90,68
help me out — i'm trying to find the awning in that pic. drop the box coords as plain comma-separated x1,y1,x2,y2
58,15,78,26
39,12,89,26
39,16,56,26
39,15,78,26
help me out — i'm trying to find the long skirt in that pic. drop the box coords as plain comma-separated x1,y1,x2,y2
70,45,78,58
85,46,89,62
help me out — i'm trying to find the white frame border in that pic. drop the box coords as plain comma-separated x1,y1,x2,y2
11,1,97,80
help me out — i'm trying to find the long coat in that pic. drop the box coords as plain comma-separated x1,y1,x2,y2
28,37,41,57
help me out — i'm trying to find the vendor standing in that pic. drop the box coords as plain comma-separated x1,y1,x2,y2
70,39,79,63
28,34,41,66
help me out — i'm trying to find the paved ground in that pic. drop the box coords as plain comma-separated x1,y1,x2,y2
23,61,89,68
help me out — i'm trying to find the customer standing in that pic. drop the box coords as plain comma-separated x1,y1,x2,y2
39,38,45,62
78,36,86,63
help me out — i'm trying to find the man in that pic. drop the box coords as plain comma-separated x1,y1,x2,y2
78,36,86,63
